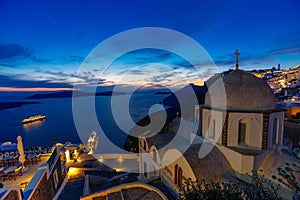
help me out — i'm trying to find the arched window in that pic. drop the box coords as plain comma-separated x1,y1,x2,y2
208,118,216,139
178,167,182,186
195,106,200,122
143,140,147,151
144,162,147,178
238,119,248,146
174,164,182,187
174,164,178,184
153,149,157,163
272,118,278,145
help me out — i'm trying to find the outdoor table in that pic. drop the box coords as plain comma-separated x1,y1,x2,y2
14,165,22,176
2,165,22,181
27,153,38,164
1,155,15,167
2,165,17,181
1,155,14,161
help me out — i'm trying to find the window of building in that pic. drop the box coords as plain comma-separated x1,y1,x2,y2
195,107,200,122
178,167,182,186
143,140,147,151
174,164,182,187
144,162,147,178
153,149,157,163
174,164,178,184
208,118,216,139
53,169,59,188
238,119,248,146
272,118,278,146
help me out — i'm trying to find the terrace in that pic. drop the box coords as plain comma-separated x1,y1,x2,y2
0,154,50,190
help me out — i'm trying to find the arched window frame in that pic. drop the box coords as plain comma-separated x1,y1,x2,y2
272,117,279,146
174,164,182,187
208,117,216,139
238,119,249,146
178,167,182,187
144,162,147,178
174,164,178,184
143,139,147,151
153,149,157,163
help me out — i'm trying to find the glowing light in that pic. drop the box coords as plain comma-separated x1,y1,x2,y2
68,167,79,175
22,115,46,123
23,120,45,132
55,143,63,147
99,156,103,162
65,150,70,162
114,168,124,172
118,156,123,162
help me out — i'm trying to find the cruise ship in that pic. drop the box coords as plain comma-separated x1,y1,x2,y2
22,115,46,124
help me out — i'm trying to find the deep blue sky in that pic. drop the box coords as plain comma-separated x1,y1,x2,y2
0,0,300,91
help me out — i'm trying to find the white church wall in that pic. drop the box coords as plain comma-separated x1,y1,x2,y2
175,119,199,142
268,111,284,148
161,149,196,190
202,108,223,144
218,145,255,174
140,151,157,179
139,138,152,179
149,145,161,165
228,112,263,148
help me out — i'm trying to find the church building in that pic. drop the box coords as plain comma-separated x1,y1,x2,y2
138,50,286,195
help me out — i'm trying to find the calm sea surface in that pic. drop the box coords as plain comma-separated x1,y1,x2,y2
0,92,169,150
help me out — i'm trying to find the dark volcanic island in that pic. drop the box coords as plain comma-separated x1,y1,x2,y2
0,101,41,111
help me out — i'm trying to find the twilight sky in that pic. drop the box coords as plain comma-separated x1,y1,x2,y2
0,0,300,92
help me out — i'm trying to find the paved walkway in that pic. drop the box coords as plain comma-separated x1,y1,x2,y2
2,154,50,190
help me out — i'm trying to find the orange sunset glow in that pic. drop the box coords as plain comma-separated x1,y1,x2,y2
0,87,73,92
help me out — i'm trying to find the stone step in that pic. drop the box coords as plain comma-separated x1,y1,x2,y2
122,188,148,200
108,191,123,200
138,191,162,200
93,196,107,200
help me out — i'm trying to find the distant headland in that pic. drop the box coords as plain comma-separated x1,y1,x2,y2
0,101,41,111
26,91,126,99
155,91,172,95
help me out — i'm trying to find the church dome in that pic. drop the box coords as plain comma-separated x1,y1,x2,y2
205,70,276,111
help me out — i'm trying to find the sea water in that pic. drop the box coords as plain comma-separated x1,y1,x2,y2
0,92,169,150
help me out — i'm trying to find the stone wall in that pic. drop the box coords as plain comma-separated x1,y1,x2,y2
285,121,300,147
3,189,20,200
28,151,66,200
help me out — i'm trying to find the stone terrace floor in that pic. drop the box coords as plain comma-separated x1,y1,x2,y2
1,154,50,190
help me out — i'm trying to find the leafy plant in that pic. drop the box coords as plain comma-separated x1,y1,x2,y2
179,171,281,200
273,162,300,194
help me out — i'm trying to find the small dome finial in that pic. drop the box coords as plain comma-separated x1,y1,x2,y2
235,49,239,70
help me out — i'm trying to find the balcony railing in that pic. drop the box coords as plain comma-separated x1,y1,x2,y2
47,147,58,170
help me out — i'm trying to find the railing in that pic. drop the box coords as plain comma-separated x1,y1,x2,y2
47,148,58,170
